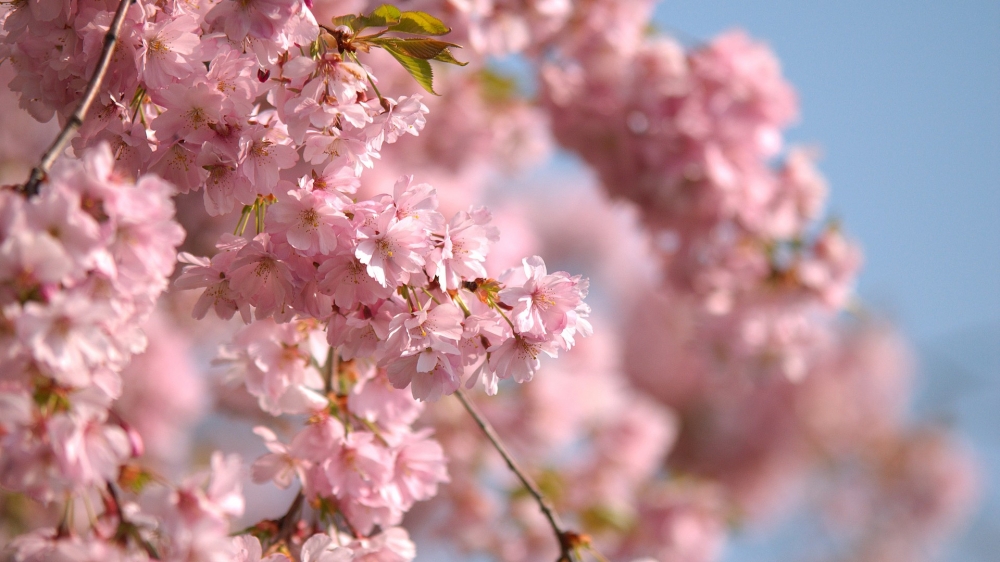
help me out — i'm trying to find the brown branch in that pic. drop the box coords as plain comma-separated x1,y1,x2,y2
19,0,133,197
105,481,160,558
272,491,305,546
455,389,579,562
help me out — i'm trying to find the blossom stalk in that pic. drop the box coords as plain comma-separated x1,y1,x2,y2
19,0,132,197
455,389,585,562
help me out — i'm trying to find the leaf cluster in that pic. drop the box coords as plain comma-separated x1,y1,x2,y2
328,4,468,95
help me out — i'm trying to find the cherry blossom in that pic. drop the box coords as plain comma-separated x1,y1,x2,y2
0,1,979,561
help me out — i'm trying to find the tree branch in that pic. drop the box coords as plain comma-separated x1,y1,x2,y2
455,389,578,562
19,0,133,197
272,491,304,547
105,481,160,558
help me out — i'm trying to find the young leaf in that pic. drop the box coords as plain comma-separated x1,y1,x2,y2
384,49,437,94
330,15,357,29
433,48,469,66
390,11,451,36
370,37,458,60
356,4,402,30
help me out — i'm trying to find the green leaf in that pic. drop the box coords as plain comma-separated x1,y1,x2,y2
384,48,437,94
432,48,468,66
369,37,458,60
389,11,451,36
330,14,357,29
356,4,402,30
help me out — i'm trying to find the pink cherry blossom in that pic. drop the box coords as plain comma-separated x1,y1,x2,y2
355,207,429,288
267,185,347,255
139,13,201,89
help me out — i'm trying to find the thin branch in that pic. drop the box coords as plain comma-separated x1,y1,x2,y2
19,0,133,197
323,345,336,395
106,481,160,558
454,389,577,562
271,491,305,548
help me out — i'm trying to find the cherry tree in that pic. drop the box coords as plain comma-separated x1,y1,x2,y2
0,1,978,562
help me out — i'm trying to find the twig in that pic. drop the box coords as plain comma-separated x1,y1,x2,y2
323,345,336,394
454,389,577,562
19,0,133,197
271,491,304,548
106,481,160,558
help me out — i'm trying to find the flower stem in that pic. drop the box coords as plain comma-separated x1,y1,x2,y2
454,389,577,562
20,0,133,197
106,482,160,558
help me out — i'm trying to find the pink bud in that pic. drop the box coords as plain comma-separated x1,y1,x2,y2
125,424,145,458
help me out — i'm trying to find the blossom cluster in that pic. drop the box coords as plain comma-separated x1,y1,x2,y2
239,345,448,541
0,0,981,560
179,175,590,402
360,0,657,57
10,451,245,561
542,30,860,382
0,0,426,201
0,144,182,501
1,0,594,558
1,0,592,400
0,145,249,561
312,4,978,560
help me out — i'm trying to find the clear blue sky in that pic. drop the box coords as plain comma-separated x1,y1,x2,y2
651,2,1000,560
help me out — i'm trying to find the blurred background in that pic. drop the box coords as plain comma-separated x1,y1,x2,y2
650,2,1000,560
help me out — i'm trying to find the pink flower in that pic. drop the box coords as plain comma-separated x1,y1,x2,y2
375,96,428,145
206,47,262,116
49,412,131,488
149,140,208,193
0,231,73,298
303,129,373,173
385,350,464,401
322,429,393,499
233,535,291,562
390,428,448,508
238,122,299,192
152,82,226,145
391,176,442,228
355,208,429,288
16,293,114,384
499,256,591,346
317,250,393,309
175,239,252,323
171,452,246,525
22,184,104,269
487,332,558,386
347,368,423,429
198,145,252,216
431,207,499,290
250,426,306,489
381,302,464,362
207,0,304,42
227,234,296,320
139,13,201,89
346,526,417,562
267,186,347,255
299,533,353,562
